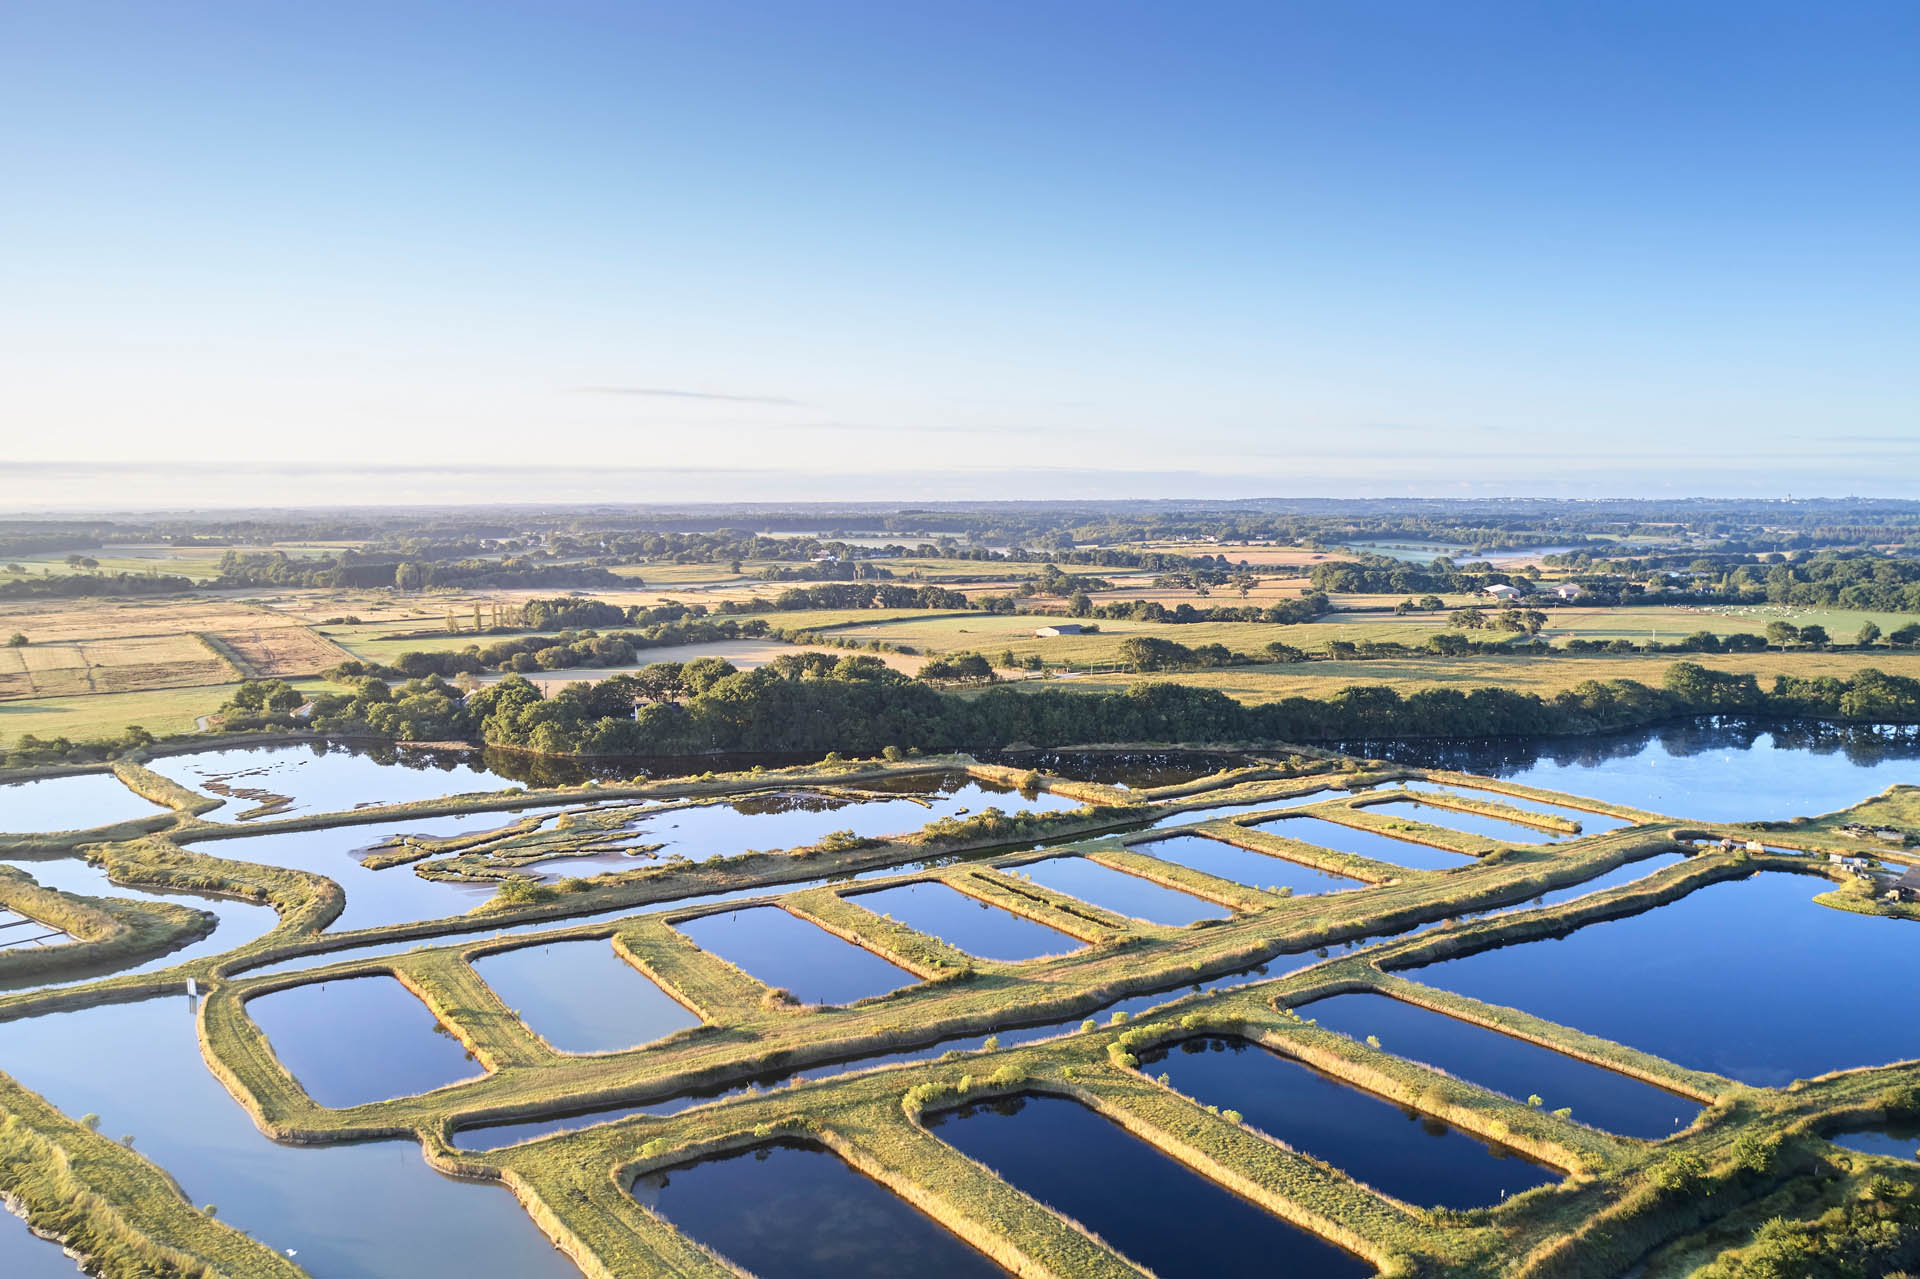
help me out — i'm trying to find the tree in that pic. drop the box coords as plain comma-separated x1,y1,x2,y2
1450,607,1488,630
1857,620,1882,648
4,633,24,647
1765,621,1800,649
1798,624,1830,649
1891,622,1920,649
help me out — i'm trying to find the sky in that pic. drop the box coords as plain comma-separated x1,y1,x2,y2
2,1,1916,508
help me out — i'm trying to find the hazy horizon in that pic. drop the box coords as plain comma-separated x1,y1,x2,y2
5,2,1915,506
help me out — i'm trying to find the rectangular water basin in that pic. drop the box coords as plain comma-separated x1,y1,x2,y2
1134,834,1365,896
471,938,699,1054
1296,993,1700,1139
674,906,919,1005
1007,856,1231,926
1139,1035,1559,1208
926,1093,1372,1278
1393,781,1631,833
1358,799,1569,845
634,1140,1006,1278
847,880,1083,962
1252,816,1476,871
247,975,483,1107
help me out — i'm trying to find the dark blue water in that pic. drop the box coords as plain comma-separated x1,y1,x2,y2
1253,817,1476,872
1359,800,1568,845
1135,834,1364,896
1499,853,1687,913
470,939,699,1054
0,1212,78,1278
1413,871,1920,1086
926,1094,1373,1278
675,906,918,1005
1393,782,1631,834
1828,1124,1920,1161
847,880,1082,962
1295,993,1699,1139
633,1140,1006,1278
0,772,166,833
0,998,579,1278
246,976,483,1107
1009,856,1232,926
1138,1037,1556,1208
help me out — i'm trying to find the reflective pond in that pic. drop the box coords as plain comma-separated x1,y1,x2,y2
1295,993,1699,1139
149,744,518,820
1357,799,1568,845
1253,816,1476,871
1355,721,1920,823
1413,871,1920,1087
633,1140,1006,1279
0,772,165,834
846,880,1083,963
926,1093,1374,1278
517,777,1081,880
1138,1036,1557,1208
471,938,699,1054
1133,834,1365,896
0,855,277,991
0,998,579,1277
1147,788,1350,828
247,975,484,1107
1829,1124,1920,1161
1007,856,1232,926
674,906,919,1005
1494,853,1688,914
1389,781,1631,834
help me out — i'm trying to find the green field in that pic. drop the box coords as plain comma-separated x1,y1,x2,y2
0,678,334,746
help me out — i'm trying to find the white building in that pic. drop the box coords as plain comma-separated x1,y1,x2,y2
1484,583,1523,600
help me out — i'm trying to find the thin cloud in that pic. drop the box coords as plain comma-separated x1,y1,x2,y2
574,386,801,406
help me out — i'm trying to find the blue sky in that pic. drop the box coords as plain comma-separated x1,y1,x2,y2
3,1,1915,506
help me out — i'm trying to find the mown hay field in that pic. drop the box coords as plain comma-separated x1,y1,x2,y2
0,634,235,700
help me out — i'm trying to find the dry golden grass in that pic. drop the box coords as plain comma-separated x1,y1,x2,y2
0,634,235,699
207,625,352,677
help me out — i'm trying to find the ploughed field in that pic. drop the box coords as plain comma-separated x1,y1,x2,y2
0,730,1917,1278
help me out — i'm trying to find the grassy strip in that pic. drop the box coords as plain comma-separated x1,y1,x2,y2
0,867,211,983
785,887,975,980
111,761,224,816
1352,789,1581,835
0,1074,305,1279
1084,846,1283,912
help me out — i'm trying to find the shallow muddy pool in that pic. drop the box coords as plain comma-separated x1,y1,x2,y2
675,906,919,1005
846,880,1083,962
247,975,484,1107
472,938,700,1054
1296,993,1699,1139
1412,871,1920,1086
1141,1035,1557,1208
0,771,166,834
634,1140,1007,1278
1007,855,1232,926
926,1093,1374,1278
0,997,579,1278
1253,816,1476,871
1133,834,1366,896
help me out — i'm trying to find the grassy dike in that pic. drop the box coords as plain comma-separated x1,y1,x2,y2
0,745,1914,1277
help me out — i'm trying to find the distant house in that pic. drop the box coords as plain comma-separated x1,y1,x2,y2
1034,624,1086,637
1484,583,1523,600
1889,867,1920,902
1553,583,1584,601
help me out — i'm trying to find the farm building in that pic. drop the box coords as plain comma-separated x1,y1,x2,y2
1033,624,1086,637
1553,583,1584,600
1889,866,1920,903
1483,583,1523,600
